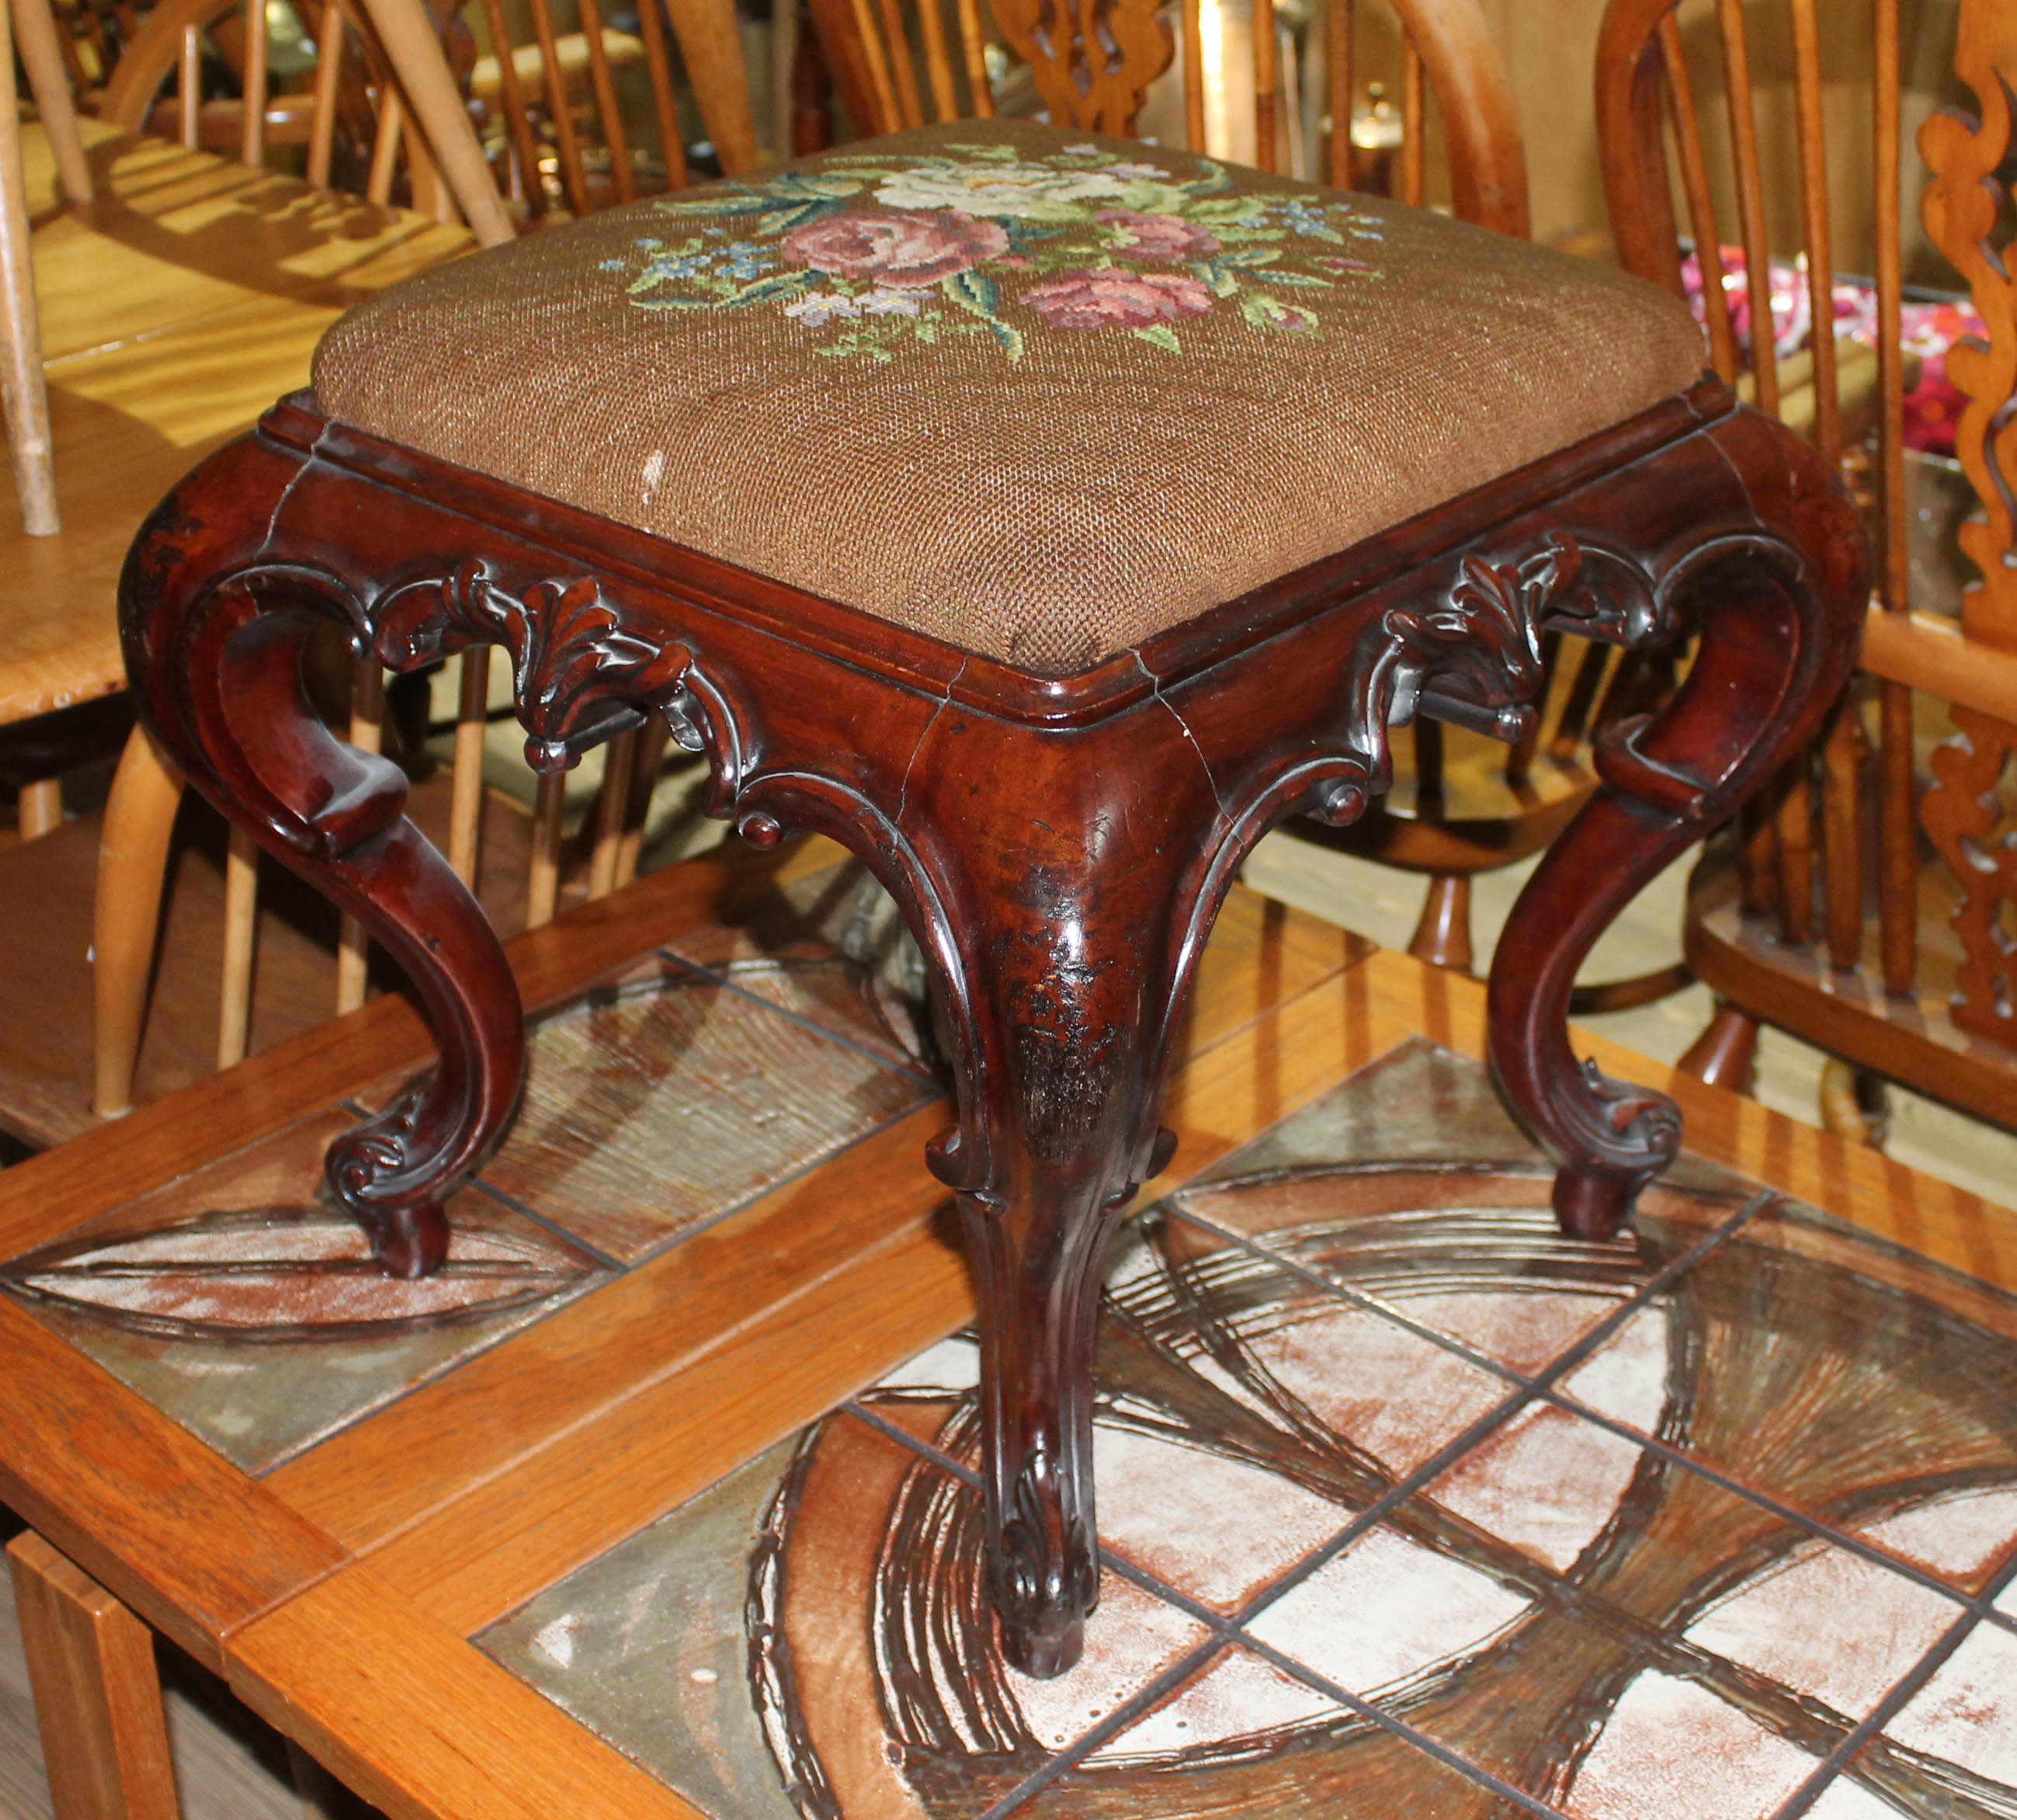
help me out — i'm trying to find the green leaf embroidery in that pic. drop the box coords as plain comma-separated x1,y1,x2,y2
631,297,715,309
989,319,1025,358
719,270,816,308
1240,292,1317,332
943,268,1001,318
1133,324,1182,353
1219,247,1283,269
1263,271,1334,290
1194,258,1240,297
755,196,852,237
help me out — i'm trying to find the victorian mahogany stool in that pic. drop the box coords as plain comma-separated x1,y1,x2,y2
117,120,1864,1677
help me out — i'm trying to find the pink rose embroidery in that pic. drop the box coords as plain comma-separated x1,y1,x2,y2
780,210,1008,288
1097,209,1221,261
1022,269,1215,329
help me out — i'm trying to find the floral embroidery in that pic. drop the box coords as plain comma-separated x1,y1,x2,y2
622,139,1382,361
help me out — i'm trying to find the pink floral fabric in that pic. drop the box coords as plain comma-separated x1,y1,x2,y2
620,140,1382,362
1680,244,1976,457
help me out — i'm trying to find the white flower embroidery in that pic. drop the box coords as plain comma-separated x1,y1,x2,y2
857,288,925,317
783,290,862,325
873,161,1130,221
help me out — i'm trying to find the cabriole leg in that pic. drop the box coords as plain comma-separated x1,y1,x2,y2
1489,537,1862,1239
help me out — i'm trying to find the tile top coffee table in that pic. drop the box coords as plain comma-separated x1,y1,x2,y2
0,849,2012,1819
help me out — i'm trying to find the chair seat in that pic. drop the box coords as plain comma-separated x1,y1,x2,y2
311,120,1706,676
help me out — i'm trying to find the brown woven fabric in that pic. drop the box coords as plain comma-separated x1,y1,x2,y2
314,120,1706,675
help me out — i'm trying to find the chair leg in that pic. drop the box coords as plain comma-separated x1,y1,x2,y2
1819,1058,1889,1148
1405,872,1474,973
0,0,59,537
6,1533,179,1820
13,0,92,203
18,776,62,838
92,728,186,1120
1677,1000,1760,1096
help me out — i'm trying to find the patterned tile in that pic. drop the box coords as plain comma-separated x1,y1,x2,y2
470,1034,2017,1820
1002,1641,1535,1818
1554,1193,2017,1600
479,1411,1210,1820
1803,1619,2017,1816
1177,1039,1757,1380
0,1108,606,1470
663,858,936,1068
471,957,936,1261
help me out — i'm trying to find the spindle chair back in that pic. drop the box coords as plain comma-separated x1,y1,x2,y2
1599,0,2017,1135
460,0,758,219
807,0,1526,226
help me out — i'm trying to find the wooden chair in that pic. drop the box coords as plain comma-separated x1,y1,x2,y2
64,0,763,1138
456,0,756,221
1598,0,2017,1141
800,0,1689,984
0,0,94,543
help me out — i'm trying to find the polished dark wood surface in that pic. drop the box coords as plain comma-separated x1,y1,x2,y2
118,371,1863,1674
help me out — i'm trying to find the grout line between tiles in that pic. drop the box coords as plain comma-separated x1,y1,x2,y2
1769,1599,1985,1820
466,1176,629,1272
974,1637,1227,1820
654,944,944,1085
1231,1627,1576,1819
1163,1182,1771,1401
1528,1382,1987,1612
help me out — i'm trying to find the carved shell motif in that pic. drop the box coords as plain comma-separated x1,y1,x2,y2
373,561,700,771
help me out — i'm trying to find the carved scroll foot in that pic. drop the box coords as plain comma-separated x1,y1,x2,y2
120,466,529,1279
1488,453,1864,1238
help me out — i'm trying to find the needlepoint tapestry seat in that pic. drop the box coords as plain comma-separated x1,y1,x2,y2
311,120,1707,674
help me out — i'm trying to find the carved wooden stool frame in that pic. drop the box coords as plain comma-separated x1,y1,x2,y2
118,374,1861,1676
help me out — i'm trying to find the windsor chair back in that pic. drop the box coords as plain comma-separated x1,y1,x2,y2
1599,0,2017,1137
461,0,757,218
43,0,757,1134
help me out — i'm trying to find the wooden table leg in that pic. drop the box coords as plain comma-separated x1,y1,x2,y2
6,1532,179,1820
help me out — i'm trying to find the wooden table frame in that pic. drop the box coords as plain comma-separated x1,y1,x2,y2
0,870,2008,1816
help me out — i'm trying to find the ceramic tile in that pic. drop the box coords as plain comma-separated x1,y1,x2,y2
1243,1410,1968,1819
863,1213,1514,1617
0,1110,605,1471
473,959,936,1261
480,1410,1210,1819
1171,1040,1756,1379
1554,1194,2017,1599
663,859,936,1066
1003,1641,1534,1818
1808,1620,2017,1816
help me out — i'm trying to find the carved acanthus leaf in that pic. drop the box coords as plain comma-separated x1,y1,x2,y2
373,561,698,771
994,1444,1099,1631
1311,533,1661,825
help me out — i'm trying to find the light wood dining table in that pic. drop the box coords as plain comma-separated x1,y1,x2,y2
0,115,473,729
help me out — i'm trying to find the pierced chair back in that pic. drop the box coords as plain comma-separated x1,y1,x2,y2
1599,0,2017,1134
